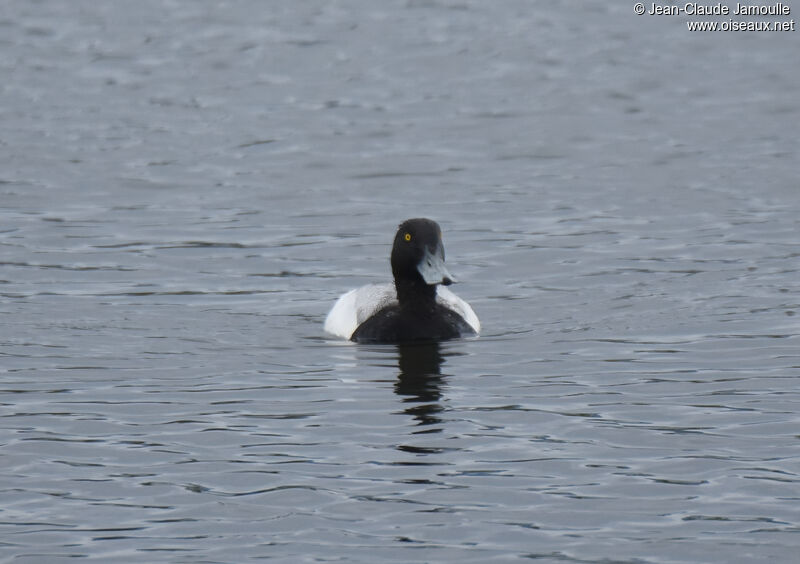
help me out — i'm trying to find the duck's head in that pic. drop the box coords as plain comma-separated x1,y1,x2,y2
391,218,454,290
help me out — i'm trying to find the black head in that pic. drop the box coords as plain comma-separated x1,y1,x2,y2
391,218,454,292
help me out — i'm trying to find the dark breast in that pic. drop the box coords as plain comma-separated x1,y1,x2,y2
351,304,475,344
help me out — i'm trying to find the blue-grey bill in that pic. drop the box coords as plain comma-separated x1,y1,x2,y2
417,246,454,286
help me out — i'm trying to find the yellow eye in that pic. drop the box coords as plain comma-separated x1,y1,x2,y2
404,233,412,242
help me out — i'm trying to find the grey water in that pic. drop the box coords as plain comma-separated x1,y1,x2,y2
1,1,799,562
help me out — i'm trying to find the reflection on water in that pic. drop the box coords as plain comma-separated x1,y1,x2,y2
395,343,446,428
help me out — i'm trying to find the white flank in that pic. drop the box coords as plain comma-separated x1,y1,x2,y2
324,283,396,339
436,286,481,334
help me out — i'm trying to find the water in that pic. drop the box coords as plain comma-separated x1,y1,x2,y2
1,1,799,562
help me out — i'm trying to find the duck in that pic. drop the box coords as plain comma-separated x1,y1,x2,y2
324,218,480,343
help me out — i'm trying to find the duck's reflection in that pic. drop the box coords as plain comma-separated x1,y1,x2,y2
394,342,446,428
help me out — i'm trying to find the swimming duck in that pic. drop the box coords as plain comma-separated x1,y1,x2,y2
324,218,480,343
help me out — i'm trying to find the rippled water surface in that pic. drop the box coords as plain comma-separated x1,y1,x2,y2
2,1,799,563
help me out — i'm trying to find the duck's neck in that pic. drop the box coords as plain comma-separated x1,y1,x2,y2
395,279,437,307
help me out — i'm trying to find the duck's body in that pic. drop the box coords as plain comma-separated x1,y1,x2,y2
324,218,480,344
325,283,480,343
